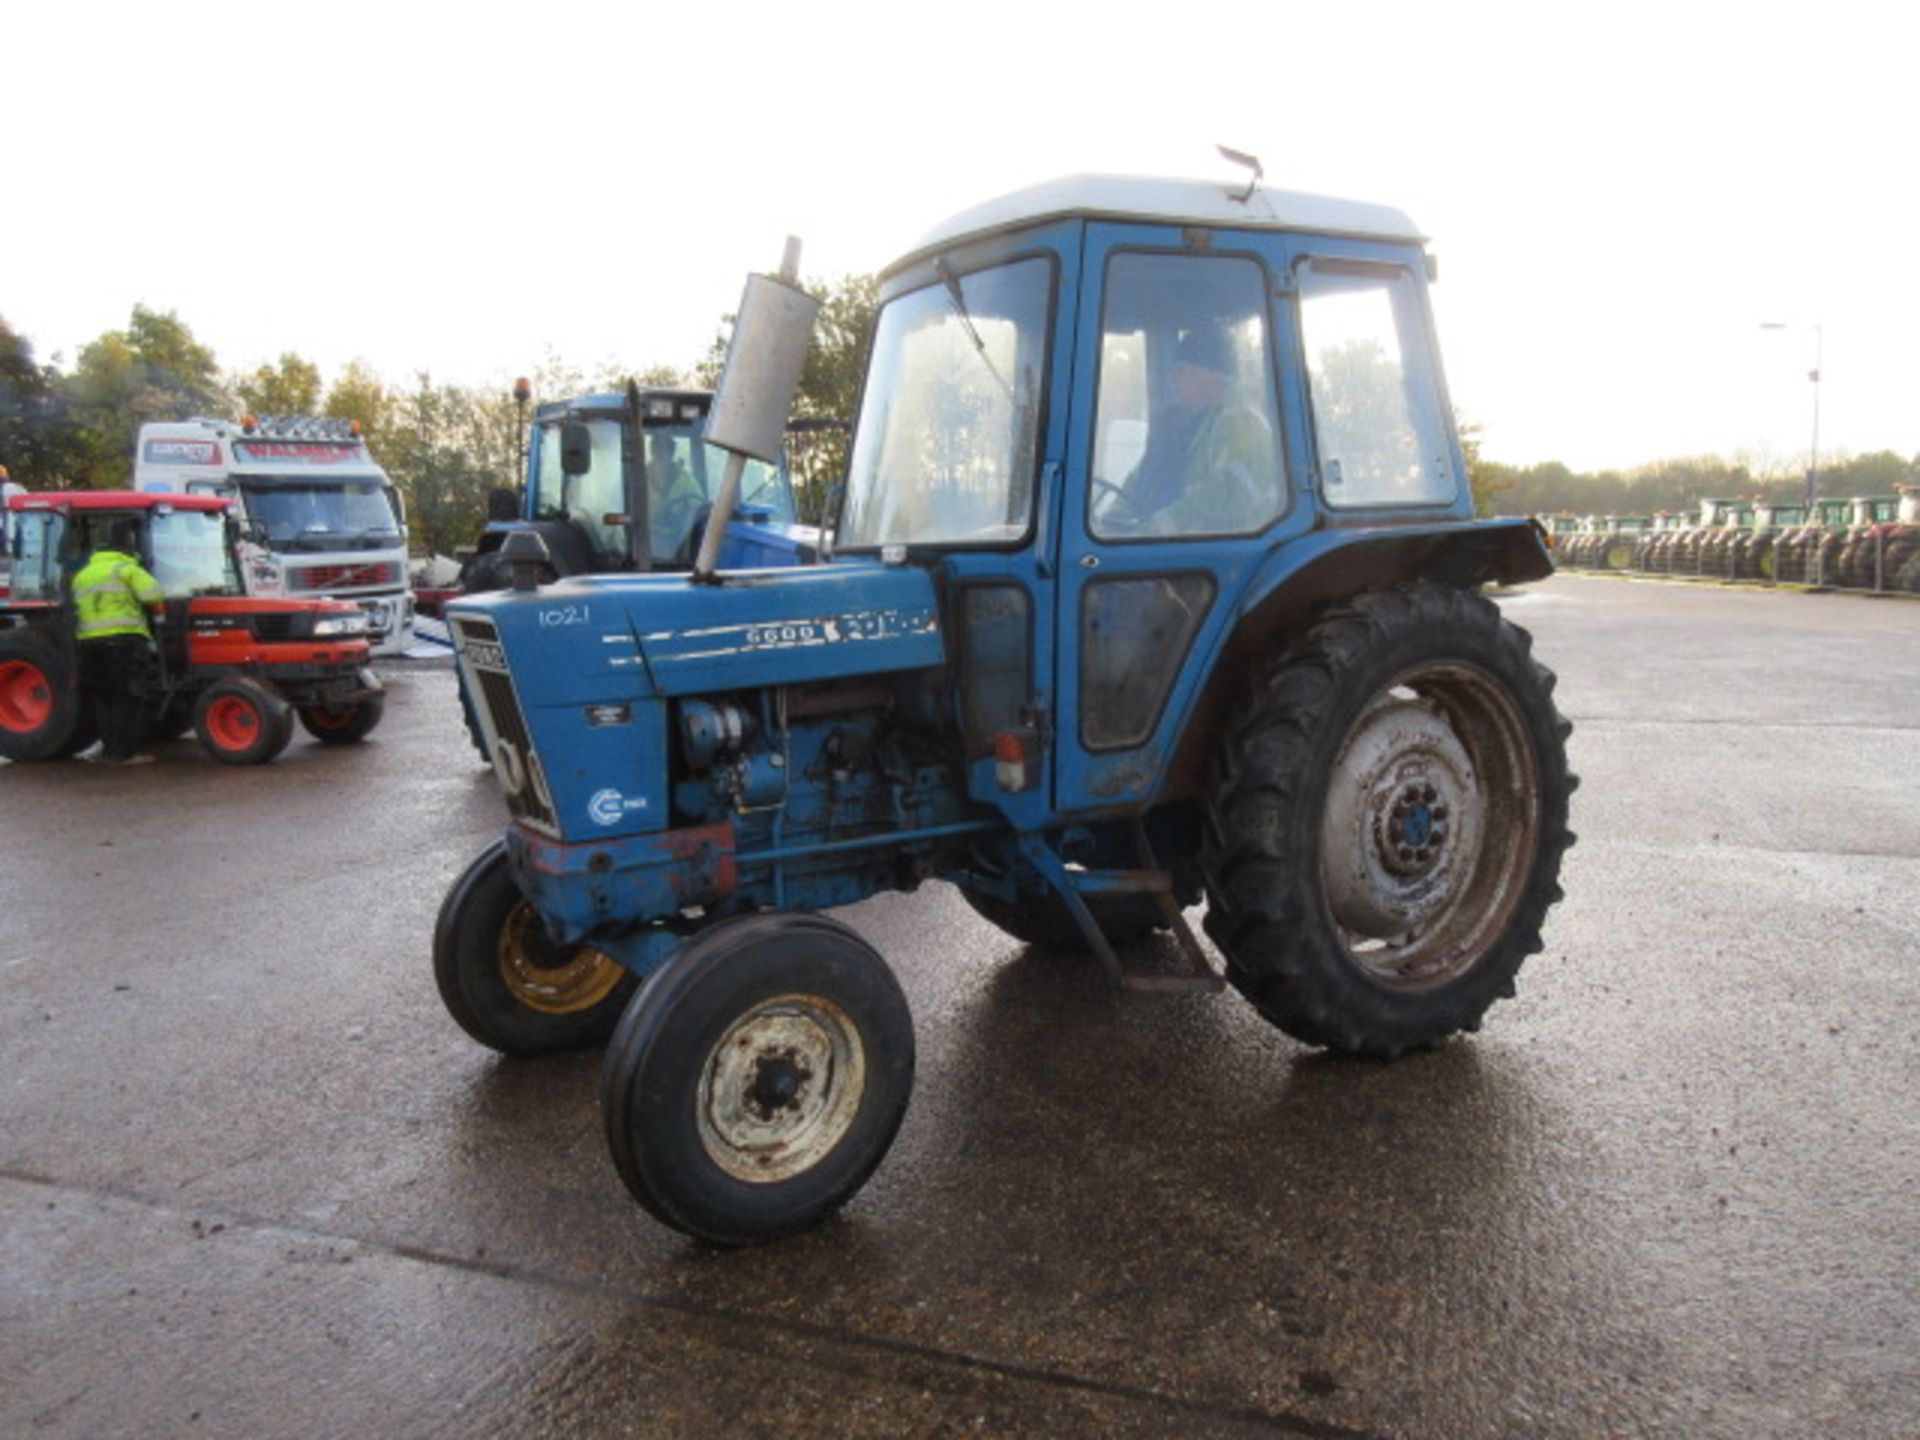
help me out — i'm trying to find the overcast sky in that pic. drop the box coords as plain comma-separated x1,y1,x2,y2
6,0,1911,474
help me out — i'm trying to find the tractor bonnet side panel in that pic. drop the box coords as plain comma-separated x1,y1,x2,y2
630,564,944,694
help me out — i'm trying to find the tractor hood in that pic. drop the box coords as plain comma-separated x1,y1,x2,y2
447,563,945,845
450,561,946,701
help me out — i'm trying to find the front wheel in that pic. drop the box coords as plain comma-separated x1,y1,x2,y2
433,840,639,1055
193,677,295,765
1203,582,1575,1057
298,693,385,743
601,912,914,1246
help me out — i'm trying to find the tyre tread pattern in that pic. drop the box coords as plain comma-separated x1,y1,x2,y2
1201,582,1576,1057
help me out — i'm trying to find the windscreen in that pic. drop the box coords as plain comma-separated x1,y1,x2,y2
237,476,403,552
838,256,1051,549
147,508,241,597
537,416,796,566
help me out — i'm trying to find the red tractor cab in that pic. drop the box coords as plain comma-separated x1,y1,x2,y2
0,491,384,765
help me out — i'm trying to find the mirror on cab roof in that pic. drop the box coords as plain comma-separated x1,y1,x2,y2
560,422,594,477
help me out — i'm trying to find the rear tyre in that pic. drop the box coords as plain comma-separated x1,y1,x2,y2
958,886,1163,950
1203,582,1575,1058
433,840,639,1055
601,912,914,1246
193,677,295,765
1896,551,1920,596
0,631,86,762
298,693,385,744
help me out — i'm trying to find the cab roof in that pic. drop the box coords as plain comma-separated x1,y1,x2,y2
7,490,230,514
888,174,1426,276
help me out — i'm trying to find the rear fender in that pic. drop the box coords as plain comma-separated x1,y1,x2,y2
1161,519,1552,796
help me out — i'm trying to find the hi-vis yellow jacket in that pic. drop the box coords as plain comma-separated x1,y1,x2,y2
72,549,164,641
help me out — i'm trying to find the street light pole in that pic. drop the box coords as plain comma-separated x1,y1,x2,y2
1807,324,1822,509
1760,321,1822,508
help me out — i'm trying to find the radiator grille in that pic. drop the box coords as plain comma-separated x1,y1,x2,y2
293,561,402,592
452,614,559,836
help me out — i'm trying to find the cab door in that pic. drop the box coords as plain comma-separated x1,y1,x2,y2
1052,223,1313,815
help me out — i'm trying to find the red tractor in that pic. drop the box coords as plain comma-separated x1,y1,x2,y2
0,491,384,765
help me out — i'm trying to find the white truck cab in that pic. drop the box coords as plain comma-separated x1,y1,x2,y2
135,416,414,655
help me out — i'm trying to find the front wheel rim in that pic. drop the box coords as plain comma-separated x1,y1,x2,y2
697,994,866,1183
1319,664,1541,991
496,902,625,1014
207,696,262,750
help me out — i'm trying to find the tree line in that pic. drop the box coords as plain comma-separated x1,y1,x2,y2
0,279,876,558
6,296,1911,559
1471,446,1917,520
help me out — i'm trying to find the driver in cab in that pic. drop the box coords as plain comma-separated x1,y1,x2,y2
1103,326,1276,538
645,431,707,560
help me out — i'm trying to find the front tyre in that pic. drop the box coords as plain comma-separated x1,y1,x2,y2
298,693,385,743
193,677,295,765
433,840,639,1055
601,913,914,1246
1203,582,1575,1057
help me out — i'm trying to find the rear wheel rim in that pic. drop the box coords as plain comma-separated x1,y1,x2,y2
207,696,262,751
1319,664,1541,992
0,660,53,733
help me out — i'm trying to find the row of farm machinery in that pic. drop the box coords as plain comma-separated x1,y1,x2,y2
1547,489,1920,594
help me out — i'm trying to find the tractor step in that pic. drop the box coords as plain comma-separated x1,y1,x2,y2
1019,834,1223,995
1067,863,1222,994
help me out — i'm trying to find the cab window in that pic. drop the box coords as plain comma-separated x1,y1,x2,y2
1090,252,1283,541
1298,262,1455,508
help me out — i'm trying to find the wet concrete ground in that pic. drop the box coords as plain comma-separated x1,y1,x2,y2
2,574,1916,1438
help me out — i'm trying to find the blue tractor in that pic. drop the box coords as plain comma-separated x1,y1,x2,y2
462,385,817,588
438,175,1575,1245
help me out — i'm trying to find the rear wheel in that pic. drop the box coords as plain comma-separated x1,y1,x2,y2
1203,582,1575,1057
601,912,914,1245
193,677,295,765
1896,551,1920,596
0,631,88,762
298,693,385,743
433,839,639,1055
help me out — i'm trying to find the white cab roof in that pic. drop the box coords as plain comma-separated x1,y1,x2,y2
890,174,1425,273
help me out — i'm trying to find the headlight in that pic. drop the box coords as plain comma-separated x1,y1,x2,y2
315,613,370,636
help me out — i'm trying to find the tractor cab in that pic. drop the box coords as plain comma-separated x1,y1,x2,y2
470,388,812,583
5,491,241,609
